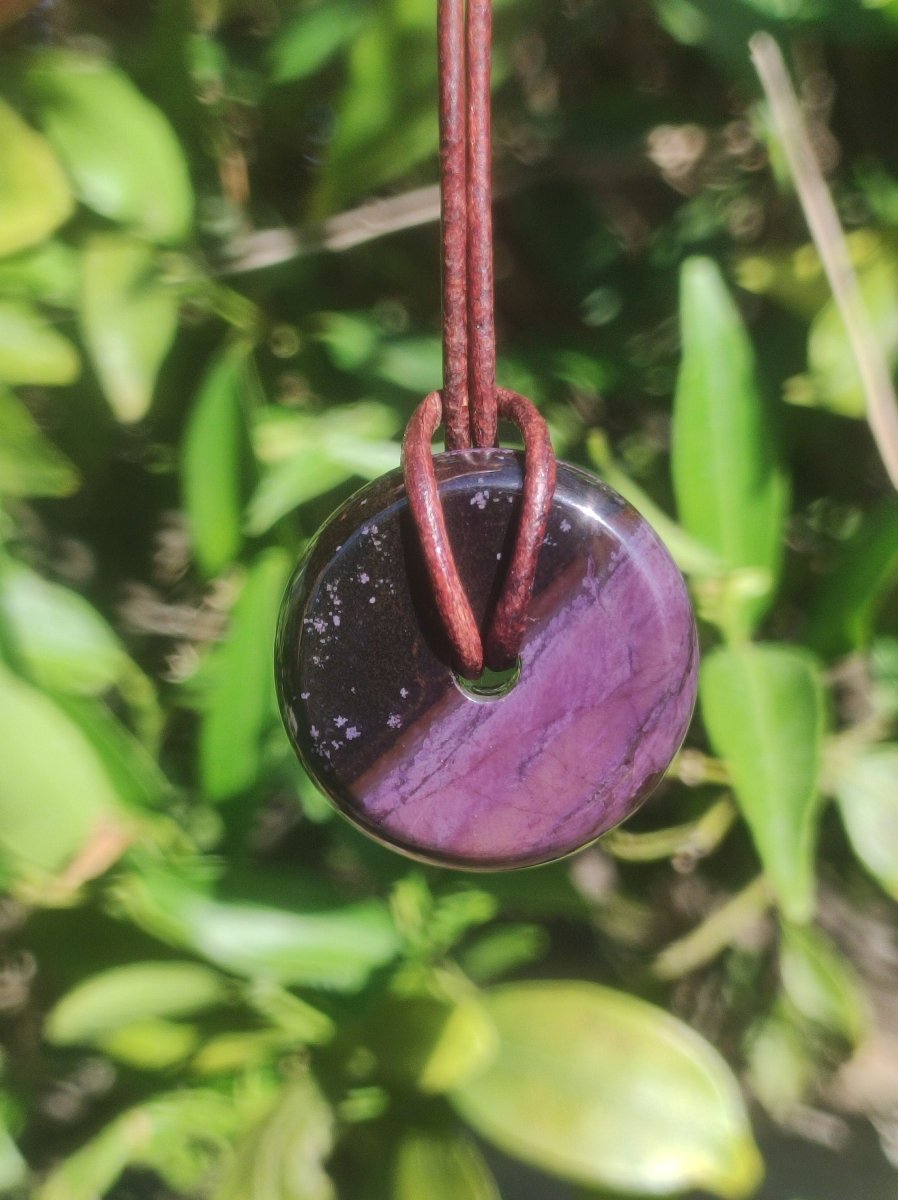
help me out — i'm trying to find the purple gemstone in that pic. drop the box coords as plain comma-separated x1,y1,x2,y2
276,450,698,870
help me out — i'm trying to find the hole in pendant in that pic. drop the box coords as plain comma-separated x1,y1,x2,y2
455,657,522,701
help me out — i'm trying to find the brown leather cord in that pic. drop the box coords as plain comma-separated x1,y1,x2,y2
402,0,556,677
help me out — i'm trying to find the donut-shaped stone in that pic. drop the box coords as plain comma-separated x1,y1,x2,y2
275,450,698,870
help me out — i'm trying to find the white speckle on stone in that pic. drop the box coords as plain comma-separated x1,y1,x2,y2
361,525,370,535
346,726,361,740
496,552,502,560
335,715,347,728
310,725,320,739
400,687,409,698
359,572,370,584
333,614,341,627
470,490,488,510
369,596,376,604
331,740,341,750
387,714,402,729
301,691,310,700
561,518,572,533
351,686,357,694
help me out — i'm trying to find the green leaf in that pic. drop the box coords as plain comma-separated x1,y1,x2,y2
807,258,898,418
199,548,290,800
80,233,180,423
0,661,125,879
0,386,79,497
0,240,80,307
392,1128,499,1200
745,1006,813,1119
182,342,257,576
26,49,193,243
780,925,867,1044
98,1018,201,1070
0,1114,26,1192
36,1089,240,1200
700,645,826,922
268,0,368,83
46,962,226,1045
0,97,73,257
804,499,898,658
452,982,762,1199
364,993,498,1094
55,695,170,810
247,402,400,535
834,744,898,899
672,256,788,633
0,300,79,386
215,1074,335,1200
0,559,125,695
116,864,400,991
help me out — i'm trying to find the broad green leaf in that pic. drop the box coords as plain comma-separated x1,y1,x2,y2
673,257,788,633
26,49,193,243
55,695,170,810
364,994,497,1094
0,387,78,497
80,233,180,423
460,923,549,984
807,258,898,418
215,1074,335,1200
46,962,226,1045
268,0,368,83
392,1128,499,1200
373,336,443,393
0,97,73,256
700,645,826,922
453,982,762,1199
199,548,290,799
780,925,866,1044
0,662,125,879
0,240,79,306
116,864,400,990
804,499,898,658
182,342,257,576
0,559,125,694
834,744,898,899
247,403,400,534
0,300,79,386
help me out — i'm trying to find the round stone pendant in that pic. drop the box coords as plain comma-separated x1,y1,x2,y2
276,451,698,870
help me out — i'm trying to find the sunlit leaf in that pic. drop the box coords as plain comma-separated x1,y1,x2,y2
745,1006,813,1119
247,403,400,535
0,300,79,386
199,548,290,800
0,97,73,257
26,49,193,243
0,1115,26,1192
0,662,125,879
804,498,898,658
0,386,78,497
700,645,826,922
0,559,125,695
268,0,367,83
182,341,257,575
98,1017,201,1070
807,258,898,418
215,1074,335,1200
80,233,180,423
834,744,898,900
46,961,227,1045
673,256,788,634
780,925,867,1044
453,982,762,1199
392,1128,499,1200
116,864,400,991
36,1089,240,1200
0,240,80,306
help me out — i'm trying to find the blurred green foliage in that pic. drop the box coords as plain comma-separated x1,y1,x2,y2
1,0,898,1197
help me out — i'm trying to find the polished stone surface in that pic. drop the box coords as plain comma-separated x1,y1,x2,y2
276,450,698,870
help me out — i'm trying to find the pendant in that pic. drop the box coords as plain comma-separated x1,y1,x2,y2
276,450,697,870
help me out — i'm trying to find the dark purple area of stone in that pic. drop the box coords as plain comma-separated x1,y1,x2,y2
276,450,698,870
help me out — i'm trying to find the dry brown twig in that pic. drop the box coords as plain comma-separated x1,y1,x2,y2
750,31,898,488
